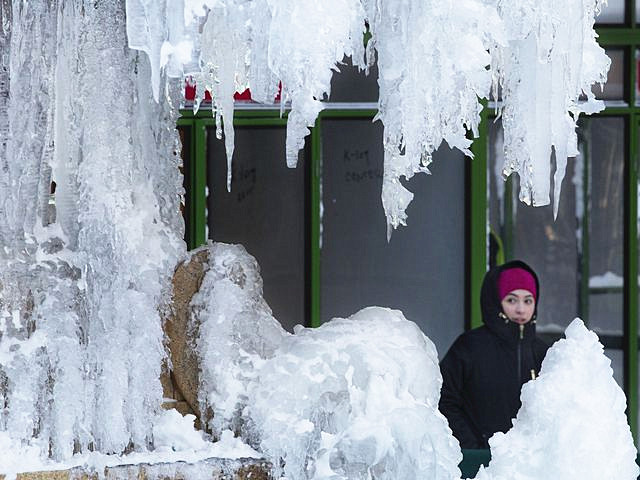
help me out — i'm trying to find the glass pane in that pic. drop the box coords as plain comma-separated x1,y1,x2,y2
206,127,306,333
592,49,625,101
605,348,624,389
586,117,625,334
320,119,465,357
489,118,580,333
329,56,379,103
596,0,625,24
510,170,580,333
487,117,625,335
589,292,623,334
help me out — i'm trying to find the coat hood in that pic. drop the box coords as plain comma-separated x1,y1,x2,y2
480,260,540,344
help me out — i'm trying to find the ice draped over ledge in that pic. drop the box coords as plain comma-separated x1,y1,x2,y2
0,0,184,459
127,0,610,234
188,243,461,480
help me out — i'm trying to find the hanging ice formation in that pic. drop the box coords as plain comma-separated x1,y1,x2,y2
0,0,616,469
0,0,184,460
494,0,609,219
132,0,609,235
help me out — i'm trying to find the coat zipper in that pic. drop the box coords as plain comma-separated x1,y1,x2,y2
517,324,524,382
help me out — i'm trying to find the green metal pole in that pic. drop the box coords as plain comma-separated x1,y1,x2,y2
626,114,639,442
310,119,322,328
193,121,208,248
176,117,198,250
625,36,638,442
469,107,489,330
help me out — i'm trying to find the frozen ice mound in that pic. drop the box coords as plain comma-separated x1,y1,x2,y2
247,306,462,480
476,318,639,480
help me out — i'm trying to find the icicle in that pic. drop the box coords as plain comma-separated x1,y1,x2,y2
365,0,505,233
494,0,609,217
135,0,610,230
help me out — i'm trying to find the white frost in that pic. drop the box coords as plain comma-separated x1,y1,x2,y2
248,306,461,480
589,271,624,288
191,243,289,436
0,409,260,480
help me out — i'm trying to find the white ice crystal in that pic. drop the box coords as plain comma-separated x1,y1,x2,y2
475,318,639,480
493,0,610,218
153,408,209,452
365,0,505,235
248,306,461,480
192,0,365,190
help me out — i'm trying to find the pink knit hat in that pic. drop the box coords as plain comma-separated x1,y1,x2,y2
498,267,537,301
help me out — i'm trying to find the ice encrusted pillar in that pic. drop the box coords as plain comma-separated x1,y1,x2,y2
0,0,184,459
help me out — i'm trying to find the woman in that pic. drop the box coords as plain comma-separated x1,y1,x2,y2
439,260,548,449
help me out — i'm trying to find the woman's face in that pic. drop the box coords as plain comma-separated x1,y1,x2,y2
500,289,535,325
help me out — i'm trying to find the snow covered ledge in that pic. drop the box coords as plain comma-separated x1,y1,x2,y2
0,457,271,480
0,407,271,480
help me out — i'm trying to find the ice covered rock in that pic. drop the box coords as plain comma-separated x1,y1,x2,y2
166,247,212,417
245,306,461,480
475,318,638,480
191,242,288,437
191,259,461,480
180,246,460,480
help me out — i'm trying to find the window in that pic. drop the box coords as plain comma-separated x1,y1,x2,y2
179,60,468,357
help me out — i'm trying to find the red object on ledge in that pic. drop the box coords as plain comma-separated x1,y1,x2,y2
183,78,282,103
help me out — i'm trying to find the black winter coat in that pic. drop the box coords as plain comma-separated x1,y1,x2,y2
439,260,548,449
